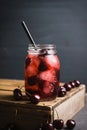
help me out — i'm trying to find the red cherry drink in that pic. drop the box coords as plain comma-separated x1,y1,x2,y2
24,44,60,101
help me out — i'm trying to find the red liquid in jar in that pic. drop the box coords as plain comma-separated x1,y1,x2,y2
24,45,60,101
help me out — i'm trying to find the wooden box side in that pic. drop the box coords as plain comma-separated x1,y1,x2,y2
0,104,52,130
53,85,86,123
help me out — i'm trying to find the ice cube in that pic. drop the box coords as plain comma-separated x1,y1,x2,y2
39,69,56,82
25,64,38,77
45,55,60,69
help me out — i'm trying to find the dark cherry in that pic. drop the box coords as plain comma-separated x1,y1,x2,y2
38,60,48,71
39,49,48,56
63,83,72,91
42,123,54,130
53,119,64,130
27,76,38,86
5,123,18,130
58,86,67,97
30,94,40,104
74,80,81,87
13,88,22,100
66,119,76,129
69,81,76,88
25,57,31,68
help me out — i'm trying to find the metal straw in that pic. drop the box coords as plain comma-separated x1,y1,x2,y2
21,21,37,49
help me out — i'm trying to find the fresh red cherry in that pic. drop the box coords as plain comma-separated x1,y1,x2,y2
74,80,81,87
53,119,64,130
63,83,72,91
39,49,48,56
38,60,48,71
69,81,76,88
27,76,38,86
42,123,54,130
58,86,67,97
66,119,76,129
13,88,22,100
30,94,40,104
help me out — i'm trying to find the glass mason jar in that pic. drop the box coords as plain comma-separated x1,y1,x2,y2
24,44,60,101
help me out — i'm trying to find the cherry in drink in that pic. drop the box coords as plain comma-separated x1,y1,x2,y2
24,44,60,101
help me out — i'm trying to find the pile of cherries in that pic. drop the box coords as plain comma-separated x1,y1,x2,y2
2,119,76,130
36,118,76,130
13,88,40,104
58,80,81,97
13,80,81,103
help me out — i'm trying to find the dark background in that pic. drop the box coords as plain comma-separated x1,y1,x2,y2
0,0,87,88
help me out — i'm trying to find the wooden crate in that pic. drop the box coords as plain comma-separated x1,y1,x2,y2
0,79,86,130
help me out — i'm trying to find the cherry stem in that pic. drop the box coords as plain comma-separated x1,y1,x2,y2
18,85,31,96
25,91,31,96
18,85,24,90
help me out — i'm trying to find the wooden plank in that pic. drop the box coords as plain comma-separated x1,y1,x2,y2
0,79,25,91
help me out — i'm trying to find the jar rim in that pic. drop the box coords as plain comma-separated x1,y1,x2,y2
28,44,56,49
